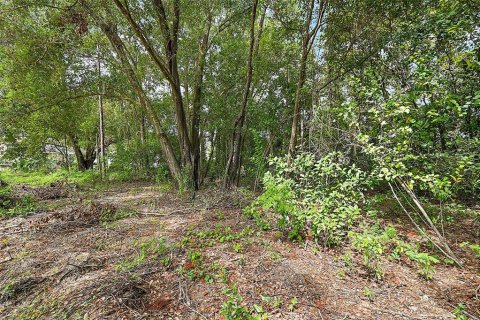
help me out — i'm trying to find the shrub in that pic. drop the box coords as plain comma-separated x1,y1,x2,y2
248,152,370,245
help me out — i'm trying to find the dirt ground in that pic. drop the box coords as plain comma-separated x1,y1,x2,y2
1,182,479,319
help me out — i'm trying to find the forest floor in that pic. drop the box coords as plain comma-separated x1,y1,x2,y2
0,181,479,319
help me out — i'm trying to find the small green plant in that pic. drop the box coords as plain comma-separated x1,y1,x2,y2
232,243,243,253
348,227,385,280
363,287,375,301
288,297,298,311
340,250,353,269
220,286,251,320
243,206,271,231
272,297,282,309
270,250,281,262
217,210,225,220
116,237,168,271
405,251,439,280
453,303,469,320
460,242,480,258
0,194,37,219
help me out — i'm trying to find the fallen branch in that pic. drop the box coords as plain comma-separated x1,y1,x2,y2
389,181,462,266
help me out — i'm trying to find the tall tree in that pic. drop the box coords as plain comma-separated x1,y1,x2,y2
287,0,327,162
224,0,266,188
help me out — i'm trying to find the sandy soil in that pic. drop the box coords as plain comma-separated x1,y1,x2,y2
1,183,479,319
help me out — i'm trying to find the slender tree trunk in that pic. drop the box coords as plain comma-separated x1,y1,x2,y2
288,0,327,162
97,43,106,179
190,12,213,190
200,131,216,186
139,111,149,174
224,0,264,188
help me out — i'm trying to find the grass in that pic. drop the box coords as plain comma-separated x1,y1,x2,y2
0,168,100,187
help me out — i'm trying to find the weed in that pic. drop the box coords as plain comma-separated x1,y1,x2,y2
363,287,374,301
288,297,298,311
116,237,168,271
453,303,469,320
220,285,268,320
348,227,385,280
340,250,353,269
460,242,480,258
217,210,225,220
270,251,281,262
243,206,271,231
233,243,243,253
349,224,439,280
405,251,439,280
0,195,37,219
272,297,282,308
220,285,251,319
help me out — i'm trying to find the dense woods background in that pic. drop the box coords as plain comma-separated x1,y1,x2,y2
1,0,478,195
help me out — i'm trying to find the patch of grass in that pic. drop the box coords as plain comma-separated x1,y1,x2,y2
116,237,168,271
0,168,100,187
7,298,55,320
185,225,255,249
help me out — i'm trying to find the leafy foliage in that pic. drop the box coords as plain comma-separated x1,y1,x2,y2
247,152,370,245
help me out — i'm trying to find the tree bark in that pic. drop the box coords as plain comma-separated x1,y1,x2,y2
288,0,327,162
113,0,194,185
191,12,213,190
68,133,96,171
97,43,106,179
99,21,182,181
224,0,264,188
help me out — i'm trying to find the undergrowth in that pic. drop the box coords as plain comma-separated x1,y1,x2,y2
244,152,453,281
0,183,37,218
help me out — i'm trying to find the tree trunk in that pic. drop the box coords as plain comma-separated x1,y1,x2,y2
113,0,195,186
99,21,182,181
139,111,149,173
288,0,327,162
191,12,213,190
68,133,95,171
224,0,263,189
97,43,106,179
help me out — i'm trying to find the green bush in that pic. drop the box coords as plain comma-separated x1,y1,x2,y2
248,152,370,245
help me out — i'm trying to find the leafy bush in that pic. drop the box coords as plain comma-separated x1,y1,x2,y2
248,152,370,245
